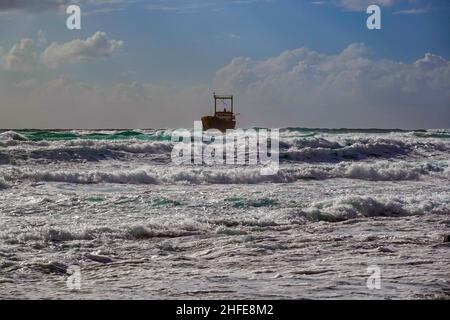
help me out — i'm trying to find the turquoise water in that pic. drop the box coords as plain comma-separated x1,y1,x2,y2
1,128,449,142
0,130,172,142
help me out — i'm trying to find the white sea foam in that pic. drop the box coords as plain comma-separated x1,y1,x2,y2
3,129,450,300
336,160,449,181
0,177,8,189
283,139,409,162
1,160,448,185
64,140,173,154
1,128,449,300
301,194,450,221
2,131,449,167
1,167,294,185
14,168,159,184
0,223,204,244
0,142,173,164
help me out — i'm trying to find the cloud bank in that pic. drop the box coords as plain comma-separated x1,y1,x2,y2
1,43,449,129
0,38,37,71
212,43,450,128
41,32,124,68
0,32,123,70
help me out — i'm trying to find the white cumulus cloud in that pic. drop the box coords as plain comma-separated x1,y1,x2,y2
1,32,123,71
212,43,450,128
40,32,123,68
1,43,449,129
0,38,37,71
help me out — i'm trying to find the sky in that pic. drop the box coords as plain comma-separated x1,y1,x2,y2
0,0,449,129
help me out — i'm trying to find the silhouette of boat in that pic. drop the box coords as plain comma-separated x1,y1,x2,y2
202,93,236,132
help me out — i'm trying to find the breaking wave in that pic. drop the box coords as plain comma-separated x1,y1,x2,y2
0,131,28,141
2,128,449,166
336,161,448,181
5,130,173,142
1,167,293,185
0,177,8,189
2,195,449,245
298,195,450,222
1,160,448,185
1,138,447,165
282,139,409,162
1,223,203,244
64,140,173,155
0,141,173,164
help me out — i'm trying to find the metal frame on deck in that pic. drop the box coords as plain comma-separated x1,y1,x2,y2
213,92,234,115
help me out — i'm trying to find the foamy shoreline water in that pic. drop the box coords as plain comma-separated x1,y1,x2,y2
0,128,449,299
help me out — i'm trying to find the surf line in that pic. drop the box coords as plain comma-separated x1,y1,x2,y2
171,121,279,176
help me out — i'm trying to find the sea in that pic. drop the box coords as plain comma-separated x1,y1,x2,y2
0,128,449,299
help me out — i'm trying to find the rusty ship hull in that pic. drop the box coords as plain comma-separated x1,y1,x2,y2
201,116,236,132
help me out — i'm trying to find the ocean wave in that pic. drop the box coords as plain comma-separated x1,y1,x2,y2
2,140,445,167
2,130,449,166
0,141,173,164
3,128,450,143
298,195,450,222
29,147,125,162
444,166,450,179
13,168,159,184
279,137,341,150
413,129,450,139
126,225,200,239
0,152,10,165
292,160,449,181
0,177,8,189
1,160,448,185
280,127,412,134
1,223,203,244
0,131,28,141
337,161,448,181
0,226,111,243
2,195,448,245
282,139,409,162
6,130,173,142
66,140,173,154
0,167,292,185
